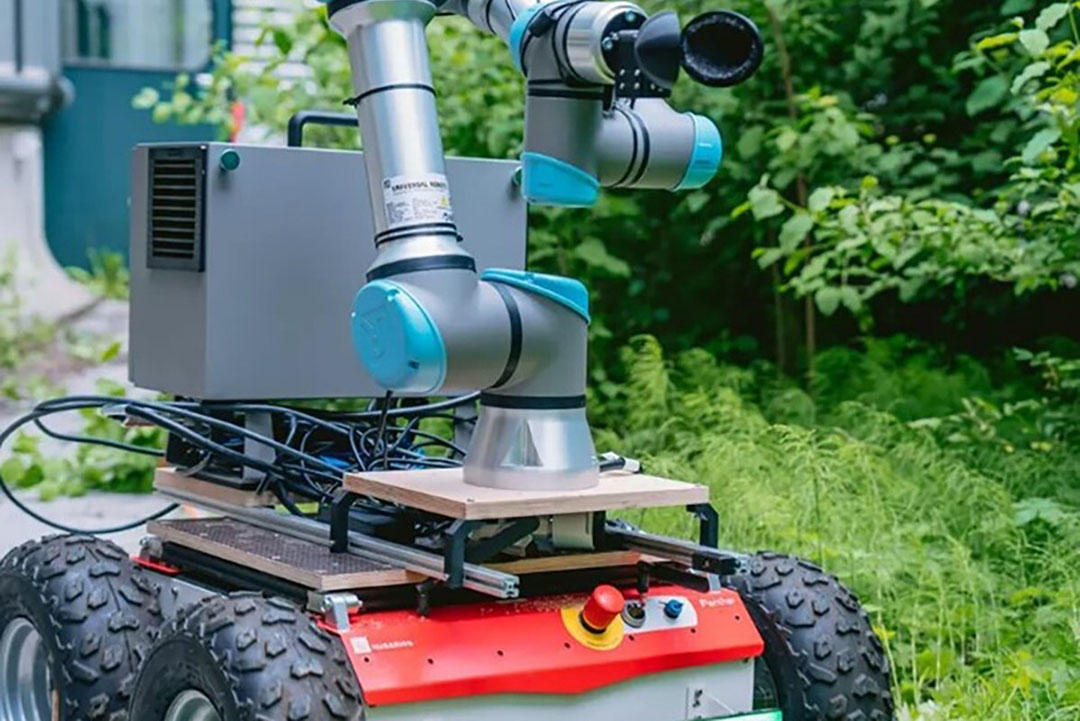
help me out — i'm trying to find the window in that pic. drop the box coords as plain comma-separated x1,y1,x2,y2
62,0,212,70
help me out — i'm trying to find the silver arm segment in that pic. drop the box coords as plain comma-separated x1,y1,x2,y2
441,0,541,43
322,0,760,492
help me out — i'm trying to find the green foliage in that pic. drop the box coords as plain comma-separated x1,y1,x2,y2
0,380,165,499
755,3,1080,320
0,252,61,402
602,335,1080,720
67,250,131,301
0,251,127,402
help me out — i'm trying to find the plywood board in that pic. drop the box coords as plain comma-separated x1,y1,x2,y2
155,467,279,507
343,468,709,520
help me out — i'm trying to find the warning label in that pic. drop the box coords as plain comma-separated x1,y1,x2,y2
382,174,454,230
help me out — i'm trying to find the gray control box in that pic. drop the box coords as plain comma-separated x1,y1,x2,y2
129,143,527,400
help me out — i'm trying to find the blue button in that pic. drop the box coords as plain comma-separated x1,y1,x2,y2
663,599,685,619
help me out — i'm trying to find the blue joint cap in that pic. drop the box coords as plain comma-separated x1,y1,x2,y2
351,280,446,394
663,599,685,619
508,2,551,73
482,268,590,324
521,152,599,208
674,113,723,191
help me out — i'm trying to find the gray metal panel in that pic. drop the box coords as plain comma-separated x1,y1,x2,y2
129,145,210,396
129,142,526,400
367,661,755,721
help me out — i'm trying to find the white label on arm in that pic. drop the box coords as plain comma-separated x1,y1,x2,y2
382,174,454,231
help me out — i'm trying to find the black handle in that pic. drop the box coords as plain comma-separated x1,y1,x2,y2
286,110,359,148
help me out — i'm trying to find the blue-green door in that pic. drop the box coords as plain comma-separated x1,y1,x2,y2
43,0,231,268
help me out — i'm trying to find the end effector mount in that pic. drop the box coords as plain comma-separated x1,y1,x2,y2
505,2,764,206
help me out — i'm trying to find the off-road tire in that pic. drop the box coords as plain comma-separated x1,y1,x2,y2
128,592,363,721
0,534,167,721
729,552,895,721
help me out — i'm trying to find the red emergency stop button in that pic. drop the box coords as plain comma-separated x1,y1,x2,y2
581,585,625,633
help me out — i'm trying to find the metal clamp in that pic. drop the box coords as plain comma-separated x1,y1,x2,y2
309,591,363,632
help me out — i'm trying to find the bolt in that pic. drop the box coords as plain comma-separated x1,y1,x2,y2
601,36,615,51
624,9,637,21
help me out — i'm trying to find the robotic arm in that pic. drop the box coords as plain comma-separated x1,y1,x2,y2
322,0,761,492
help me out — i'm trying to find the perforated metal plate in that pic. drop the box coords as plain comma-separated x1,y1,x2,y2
149,518,419,591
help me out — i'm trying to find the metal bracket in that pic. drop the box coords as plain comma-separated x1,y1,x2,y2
686,503,719,548
442,516,542,589
242,411,275,483
443,519,483,590
329,489,362,553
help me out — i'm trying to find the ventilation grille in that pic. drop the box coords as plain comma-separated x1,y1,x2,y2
147,147,206,271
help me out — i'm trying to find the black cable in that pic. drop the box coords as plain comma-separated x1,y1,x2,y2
33,418,164,457
0,406,178,534
374,391,394,470
295,392,480,420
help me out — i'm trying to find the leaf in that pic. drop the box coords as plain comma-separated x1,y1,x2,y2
749,186,785,220
131,87,160,110
975,32,1018,51
1000,0,1034,13
684,191,710,214
814,287,841,316
1035,3,1071,32
1014,497,1069,527
1022,127,1061,164
755,247,784,268
779,214,814,252
898,277,925,302
808,187,835,214
272,28,294,56
967,76,1009,116
736,126,764,159
573,238,631,277
1018,29,1050,57
1011,61,1050,94
839,286,862,313
0,457,24,486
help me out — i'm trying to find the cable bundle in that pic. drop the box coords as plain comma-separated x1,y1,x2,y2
0,393,478,534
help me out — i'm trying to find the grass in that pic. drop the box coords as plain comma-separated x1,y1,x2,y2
596,336,1080,721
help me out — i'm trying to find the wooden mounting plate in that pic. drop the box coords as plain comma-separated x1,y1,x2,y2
155,468,278,507
343,468,709,520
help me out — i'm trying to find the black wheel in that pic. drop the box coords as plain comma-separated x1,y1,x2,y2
128,593,363,721
729,552,895,721
0,534,167,721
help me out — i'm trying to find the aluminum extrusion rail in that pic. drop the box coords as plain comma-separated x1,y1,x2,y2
156,485,520,598
604,522,749,576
